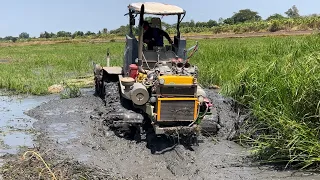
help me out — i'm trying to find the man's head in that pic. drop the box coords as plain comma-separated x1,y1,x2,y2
143,21,150,30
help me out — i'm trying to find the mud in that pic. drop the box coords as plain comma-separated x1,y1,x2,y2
1,86,320,179
0,94,57,155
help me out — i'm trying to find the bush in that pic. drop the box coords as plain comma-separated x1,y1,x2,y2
60,84,82,99
268,20,283,32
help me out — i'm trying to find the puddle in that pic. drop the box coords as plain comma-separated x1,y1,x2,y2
0,93,58,161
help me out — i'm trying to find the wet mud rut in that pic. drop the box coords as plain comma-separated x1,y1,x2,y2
3,83,320,180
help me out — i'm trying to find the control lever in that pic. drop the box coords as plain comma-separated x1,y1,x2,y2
187,41,199,60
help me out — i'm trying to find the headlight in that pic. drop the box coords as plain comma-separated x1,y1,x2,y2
159,78,165,85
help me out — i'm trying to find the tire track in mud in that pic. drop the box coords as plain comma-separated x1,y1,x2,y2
11,85,320,180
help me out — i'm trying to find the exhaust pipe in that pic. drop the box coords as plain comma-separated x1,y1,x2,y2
138,4,146,73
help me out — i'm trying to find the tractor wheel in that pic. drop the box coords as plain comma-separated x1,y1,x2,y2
200,107,220,137
94,77,105,98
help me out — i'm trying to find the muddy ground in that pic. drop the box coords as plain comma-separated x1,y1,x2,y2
1,85,320,180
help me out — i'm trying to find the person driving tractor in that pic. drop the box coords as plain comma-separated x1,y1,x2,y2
142,21,173,50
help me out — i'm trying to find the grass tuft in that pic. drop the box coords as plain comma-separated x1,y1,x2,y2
60,83,82,99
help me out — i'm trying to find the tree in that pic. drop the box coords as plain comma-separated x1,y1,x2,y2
72,31,84,38
50,32,56,38
223,18,234,25
109,25,129,36
218,17,224,25
266,13,285,21
102,28,108,34
195,21,207,27
161,21,172,30
144,16,153,22
231,9,262,23
57,31,72,37
11,37,18,43
19,32,29,39
285,5,300,18
308,13,320,17
85,31,96,36
39,31,51,38
189,20,195,27
207,19,218,27
5,36,18,42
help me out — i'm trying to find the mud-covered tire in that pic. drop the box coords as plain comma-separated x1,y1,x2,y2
94,78,99,95
94,78,105,98
200,108,220,137
103,81,144,143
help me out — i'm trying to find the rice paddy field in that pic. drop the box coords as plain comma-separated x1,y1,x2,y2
0,34,319,169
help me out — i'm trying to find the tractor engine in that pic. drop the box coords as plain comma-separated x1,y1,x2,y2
119,57,212,135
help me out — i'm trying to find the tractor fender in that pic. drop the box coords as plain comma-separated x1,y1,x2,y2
102,66,123,75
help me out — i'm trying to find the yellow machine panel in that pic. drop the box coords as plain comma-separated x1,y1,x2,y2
156,98,199,121
159,75,194,85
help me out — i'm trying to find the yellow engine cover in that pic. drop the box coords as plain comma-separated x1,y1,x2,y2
159,75,195,85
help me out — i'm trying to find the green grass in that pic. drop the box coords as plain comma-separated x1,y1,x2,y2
0,42,123,95
0,35,319,169
190,35,320,169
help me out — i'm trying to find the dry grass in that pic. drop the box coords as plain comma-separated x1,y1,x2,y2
1,147,114,180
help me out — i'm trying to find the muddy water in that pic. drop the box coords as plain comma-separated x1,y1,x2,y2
20,85,320,180
0,94,57,160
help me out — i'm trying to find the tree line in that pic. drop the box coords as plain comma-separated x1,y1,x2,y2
1,5,318,42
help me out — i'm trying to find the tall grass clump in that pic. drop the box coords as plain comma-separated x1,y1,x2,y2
221,35,320,168
187,34,320,168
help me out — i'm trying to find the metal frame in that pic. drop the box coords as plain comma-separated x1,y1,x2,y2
125,3,186,39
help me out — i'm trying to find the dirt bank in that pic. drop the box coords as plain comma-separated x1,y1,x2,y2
1,86,320,179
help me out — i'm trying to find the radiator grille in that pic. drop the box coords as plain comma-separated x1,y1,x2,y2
158,100,196,121
159,86,196,96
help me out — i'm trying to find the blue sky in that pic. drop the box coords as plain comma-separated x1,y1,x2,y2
0,0,318,37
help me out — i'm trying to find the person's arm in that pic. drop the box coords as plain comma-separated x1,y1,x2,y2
159,29,173,44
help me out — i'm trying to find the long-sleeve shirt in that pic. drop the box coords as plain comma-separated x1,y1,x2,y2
143,27,171,50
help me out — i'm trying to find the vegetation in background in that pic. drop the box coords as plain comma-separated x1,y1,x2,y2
1,5,320,43
0,42,121,95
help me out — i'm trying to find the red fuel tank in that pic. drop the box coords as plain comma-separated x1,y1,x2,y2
129,64,138,79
